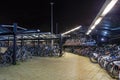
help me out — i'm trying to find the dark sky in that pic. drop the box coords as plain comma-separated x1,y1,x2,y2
0,0,105,33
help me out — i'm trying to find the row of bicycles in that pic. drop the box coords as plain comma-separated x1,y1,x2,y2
0,44,61,67
29,44,60,57
73,44,120,79
0,45,32,66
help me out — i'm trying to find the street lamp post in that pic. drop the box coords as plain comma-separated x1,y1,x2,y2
50,2,54,47
50,2,54,34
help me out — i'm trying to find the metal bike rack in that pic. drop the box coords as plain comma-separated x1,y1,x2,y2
0,23,64,65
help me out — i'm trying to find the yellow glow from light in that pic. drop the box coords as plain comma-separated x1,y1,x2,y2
94,17,102,25
86,0,118,35
86,29,92,35
86,32,89,35
101,0,118,16
90,17,102,30
62,26,81,36
91,25,96,30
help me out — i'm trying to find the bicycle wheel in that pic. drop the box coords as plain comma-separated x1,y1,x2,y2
111,65,119,79
99,59,105,68
106,62,115,78
98,56,102,64
4,55,13,65
89,53,98,63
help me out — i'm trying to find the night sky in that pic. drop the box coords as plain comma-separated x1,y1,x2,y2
0,0,105,33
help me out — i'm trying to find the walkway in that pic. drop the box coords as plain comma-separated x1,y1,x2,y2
0,52,115,80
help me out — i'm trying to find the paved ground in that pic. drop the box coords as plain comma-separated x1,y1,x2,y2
0,52,116,80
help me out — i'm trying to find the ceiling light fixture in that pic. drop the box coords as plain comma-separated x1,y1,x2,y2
61,25,82,36
86,0,118,35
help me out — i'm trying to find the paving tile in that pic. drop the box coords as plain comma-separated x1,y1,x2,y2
0,52,116,80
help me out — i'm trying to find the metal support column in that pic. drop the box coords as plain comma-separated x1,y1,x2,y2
21,35,23,47
50,2,54,47
56,23,58,34
12,23,17,65
8,36,10,47
38,39,39,46
50,2,54,34
37,38,40,55
59,34,63,57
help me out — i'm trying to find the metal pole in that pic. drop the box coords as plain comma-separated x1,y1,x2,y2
21,35,23,47
50,2,54,34
12,23,17,65
56,23,58,34
8,36,10,47
37,38,39,55
59,34,63,57
50,2,54,47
